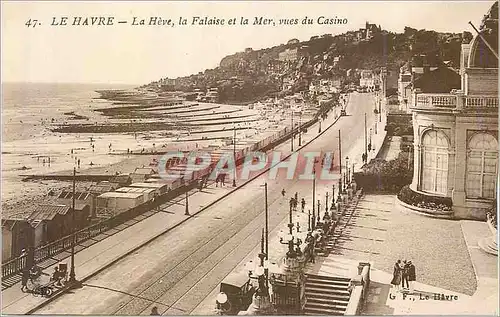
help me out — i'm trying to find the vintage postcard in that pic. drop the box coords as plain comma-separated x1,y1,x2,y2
1,1,498,315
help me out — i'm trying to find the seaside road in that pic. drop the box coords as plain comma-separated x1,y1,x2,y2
33,93,378,315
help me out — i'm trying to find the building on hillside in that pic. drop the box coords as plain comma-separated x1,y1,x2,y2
397,63,413,112
407,2,498,220
359,70,376,90
278,48,299,62
411,53,441,74
364,22,381,40
287,38,300,45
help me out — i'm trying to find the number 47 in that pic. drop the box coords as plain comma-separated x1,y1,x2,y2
25,19,38,28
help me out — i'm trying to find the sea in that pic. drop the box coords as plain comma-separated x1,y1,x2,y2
1,82,137,206
2,82,134,143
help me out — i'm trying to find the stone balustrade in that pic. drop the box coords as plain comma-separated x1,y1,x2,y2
413,93,498,111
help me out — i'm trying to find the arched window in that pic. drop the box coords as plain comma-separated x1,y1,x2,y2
421,130,449,194
467,133,498,199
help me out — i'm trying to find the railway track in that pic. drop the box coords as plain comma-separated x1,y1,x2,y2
107,178,307,315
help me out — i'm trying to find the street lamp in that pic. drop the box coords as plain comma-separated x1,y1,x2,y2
312,161,316,230
68,167,82,288
233,123,237,187
298,113,302,146
278,204,302,259
185,191,190,215
345,156,350,189
332,184,336,205
325,191,329,212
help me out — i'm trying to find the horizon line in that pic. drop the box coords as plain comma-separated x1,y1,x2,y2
1,81,143,86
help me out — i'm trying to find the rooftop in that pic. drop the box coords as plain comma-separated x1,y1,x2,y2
98,192,145,199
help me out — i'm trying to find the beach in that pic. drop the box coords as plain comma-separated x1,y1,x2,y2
2,83,317,218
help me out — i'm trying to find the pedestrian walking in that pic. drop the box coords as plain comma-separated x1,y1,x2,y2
390,260,403,292
21,268,29,292
78,159,81,168
150,306,160,315
281,188,286,197
294,192,298,202
301,198,306,212
402,260,410,290
289,197,294,210
408,261,416,292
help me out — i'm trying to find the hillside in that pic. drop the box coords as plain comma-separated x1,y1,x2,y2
144,26,473,103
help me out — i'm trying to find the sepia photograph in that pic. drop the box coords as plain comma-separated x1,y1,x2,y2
1,1,498,315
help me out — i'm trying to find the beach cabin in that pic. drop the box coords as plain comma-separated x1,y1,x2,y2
115,187,156,204
56,190,94,220
130,167,156,183
129,182,170,195
26,203,90,247
1,219,32,261
96,192,144,218
109,174,132,188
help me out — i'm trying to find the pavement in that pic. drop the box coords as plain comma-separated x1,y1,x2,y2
2,94,356,315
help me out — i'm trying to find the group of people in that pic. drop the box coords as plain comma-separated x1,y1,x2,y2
391,259,416,292
21,264,67,292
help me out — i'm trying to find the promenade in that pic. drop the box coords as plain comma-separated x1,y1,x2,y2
2,95,353,315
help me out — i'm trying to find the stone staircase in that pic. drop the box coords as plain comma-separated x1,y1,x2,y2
303,274,351,315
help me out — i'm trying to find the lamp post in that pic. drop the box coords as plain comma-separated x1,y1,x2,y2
317,200,321,226
364,113,368,163
298,113,302,146
262,183,269,273
352,163,355,184
279,204,301,259
338,130,343,198
185,191,190,215
291,110,294,152
68,168,82,288
312,162,316,230
233,123,237,187
332,184,335,205
325,192,329,212
346,156,350,187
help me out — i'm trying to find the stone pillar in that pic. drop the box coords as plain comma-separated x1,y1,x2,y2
410,112,421,192
410,144,421,192
452,122,468,218
282,256,301,281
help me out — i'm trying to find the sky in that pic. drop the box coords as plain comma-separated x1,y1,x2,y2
1,1,495,85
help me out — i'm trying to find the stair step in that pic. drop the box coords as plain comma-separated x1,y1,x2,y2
307,297,349,306
306,283,349,291
305,292,351,301
306,302,348,310
306,278,350,286
304,307,346,315
306,274,351,282
305,286,350,296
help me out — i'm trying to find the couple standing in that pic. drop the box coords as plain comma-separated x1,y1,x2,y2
391,260,416,292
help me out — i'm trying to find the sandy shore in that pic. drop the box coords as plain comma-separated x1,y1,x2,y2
2,90,317,218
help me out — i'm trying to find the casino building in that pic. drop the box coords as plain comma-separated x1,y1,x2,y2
406,2,498,220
